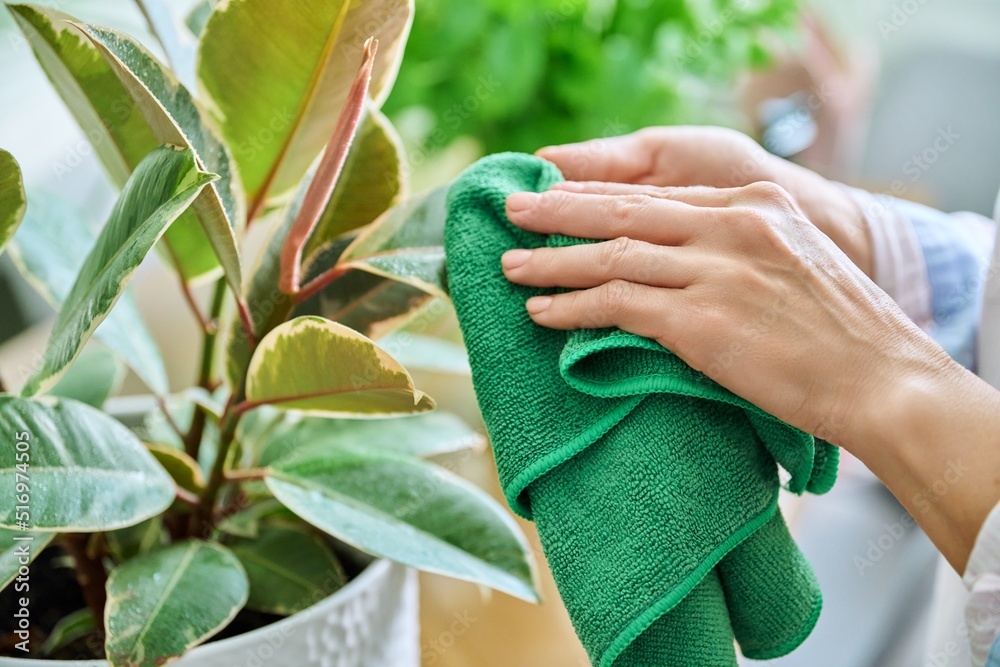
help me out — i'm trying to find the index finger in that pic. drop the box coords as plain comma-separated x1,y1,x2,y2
537,131,661,182
505,189,717,246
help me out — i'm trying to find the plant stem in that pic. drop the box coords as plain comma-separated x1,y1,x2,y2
294,265,348,304
189,392,243,537
178,275,212,334
61,534,107,633
162,240,213,333
235,297,257,346
223,467,267,482
175,485,200,506
154,395,185,441
183,279,227,459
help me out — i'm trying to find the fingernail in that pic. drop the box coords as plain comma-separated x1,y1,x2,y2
502,249,532,269
526,296,552,314
507,192,540,212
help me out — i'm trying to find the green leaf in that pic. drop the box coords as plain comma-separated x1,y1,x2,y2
244,408,483,467
245,316,434,416
196,0,413,205
0,148,26,255
378,332,471,375
317,272,437,339
185,0,215,37
267,449,537,601
146,443,205,493
344,250,446,298
335,184,449,299
225,111,402,388
105,518,165,562
47,346,124,408
6,4,220,282
302,108,405,260
0,395,175,531
216,499,293,539
228,524,344,615
305,186,450,338
0,527,53,591
21,146,214,396
41,608,95,657
139,395,221,474
6,4,158,187
105,541,248,667
224,213,296,390
8,193,170,395
185,386,226,419
80,23,245,291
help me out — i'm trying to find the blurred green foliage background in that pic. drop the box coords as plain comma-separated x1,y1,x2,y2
385,0,799,157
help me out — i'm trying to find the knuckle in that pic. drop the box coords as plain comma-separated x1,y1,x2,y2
726,128,760,151
741,180,793,208
717,206,765,231
602,193,653,227
623,193,654,209
539,189,572,218
598,279,635,313
635,126,668,143
598,236,634,269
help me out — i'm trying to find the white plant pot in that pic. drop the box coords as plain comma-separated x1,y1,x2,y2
4,560,419,667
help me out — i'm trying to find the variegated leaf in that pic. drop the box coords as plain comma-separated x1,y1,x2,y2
267,448,538,602
196,0,413,207
6,4,222,281
7,193,170,395
0,395,175,532
81,23,244,290
21,146,214,396
0,149,26,255
105,541,248,667
244,316,433,416
225,111,404,387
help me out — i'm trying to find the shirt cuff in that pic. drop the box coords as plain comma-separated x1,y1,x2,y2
964,502,1000,666
840,185,933,329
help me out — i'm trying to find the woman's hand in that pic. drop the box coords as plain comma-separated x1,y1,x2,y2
501,179,1000,571
501,179,931,445
537,126,873,277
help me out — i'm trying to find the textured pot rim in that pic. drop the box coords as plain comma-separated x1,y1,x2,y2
2,558,395,665
190,557,392,652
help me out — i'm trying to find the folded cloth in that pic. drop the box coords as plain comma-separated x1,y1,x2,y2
444,152,838,667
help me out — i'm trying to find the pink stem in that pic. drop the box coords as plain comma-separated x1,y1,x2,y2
293,265,350,304
279,37,379,296
235,297,257,346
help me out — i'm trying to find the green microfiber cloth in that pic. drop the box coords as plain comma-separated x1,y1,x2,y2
444,153,839,666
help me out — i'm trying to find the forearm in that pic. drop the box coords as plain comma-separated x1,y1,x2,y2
847,350,1000,571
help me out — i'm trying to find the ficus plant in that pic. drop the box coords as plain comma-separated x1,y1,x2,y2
0,0,537,664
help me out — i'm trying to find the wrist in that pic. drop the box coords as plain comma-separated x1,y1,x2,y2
848,340,1000,569
849,346,959,465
